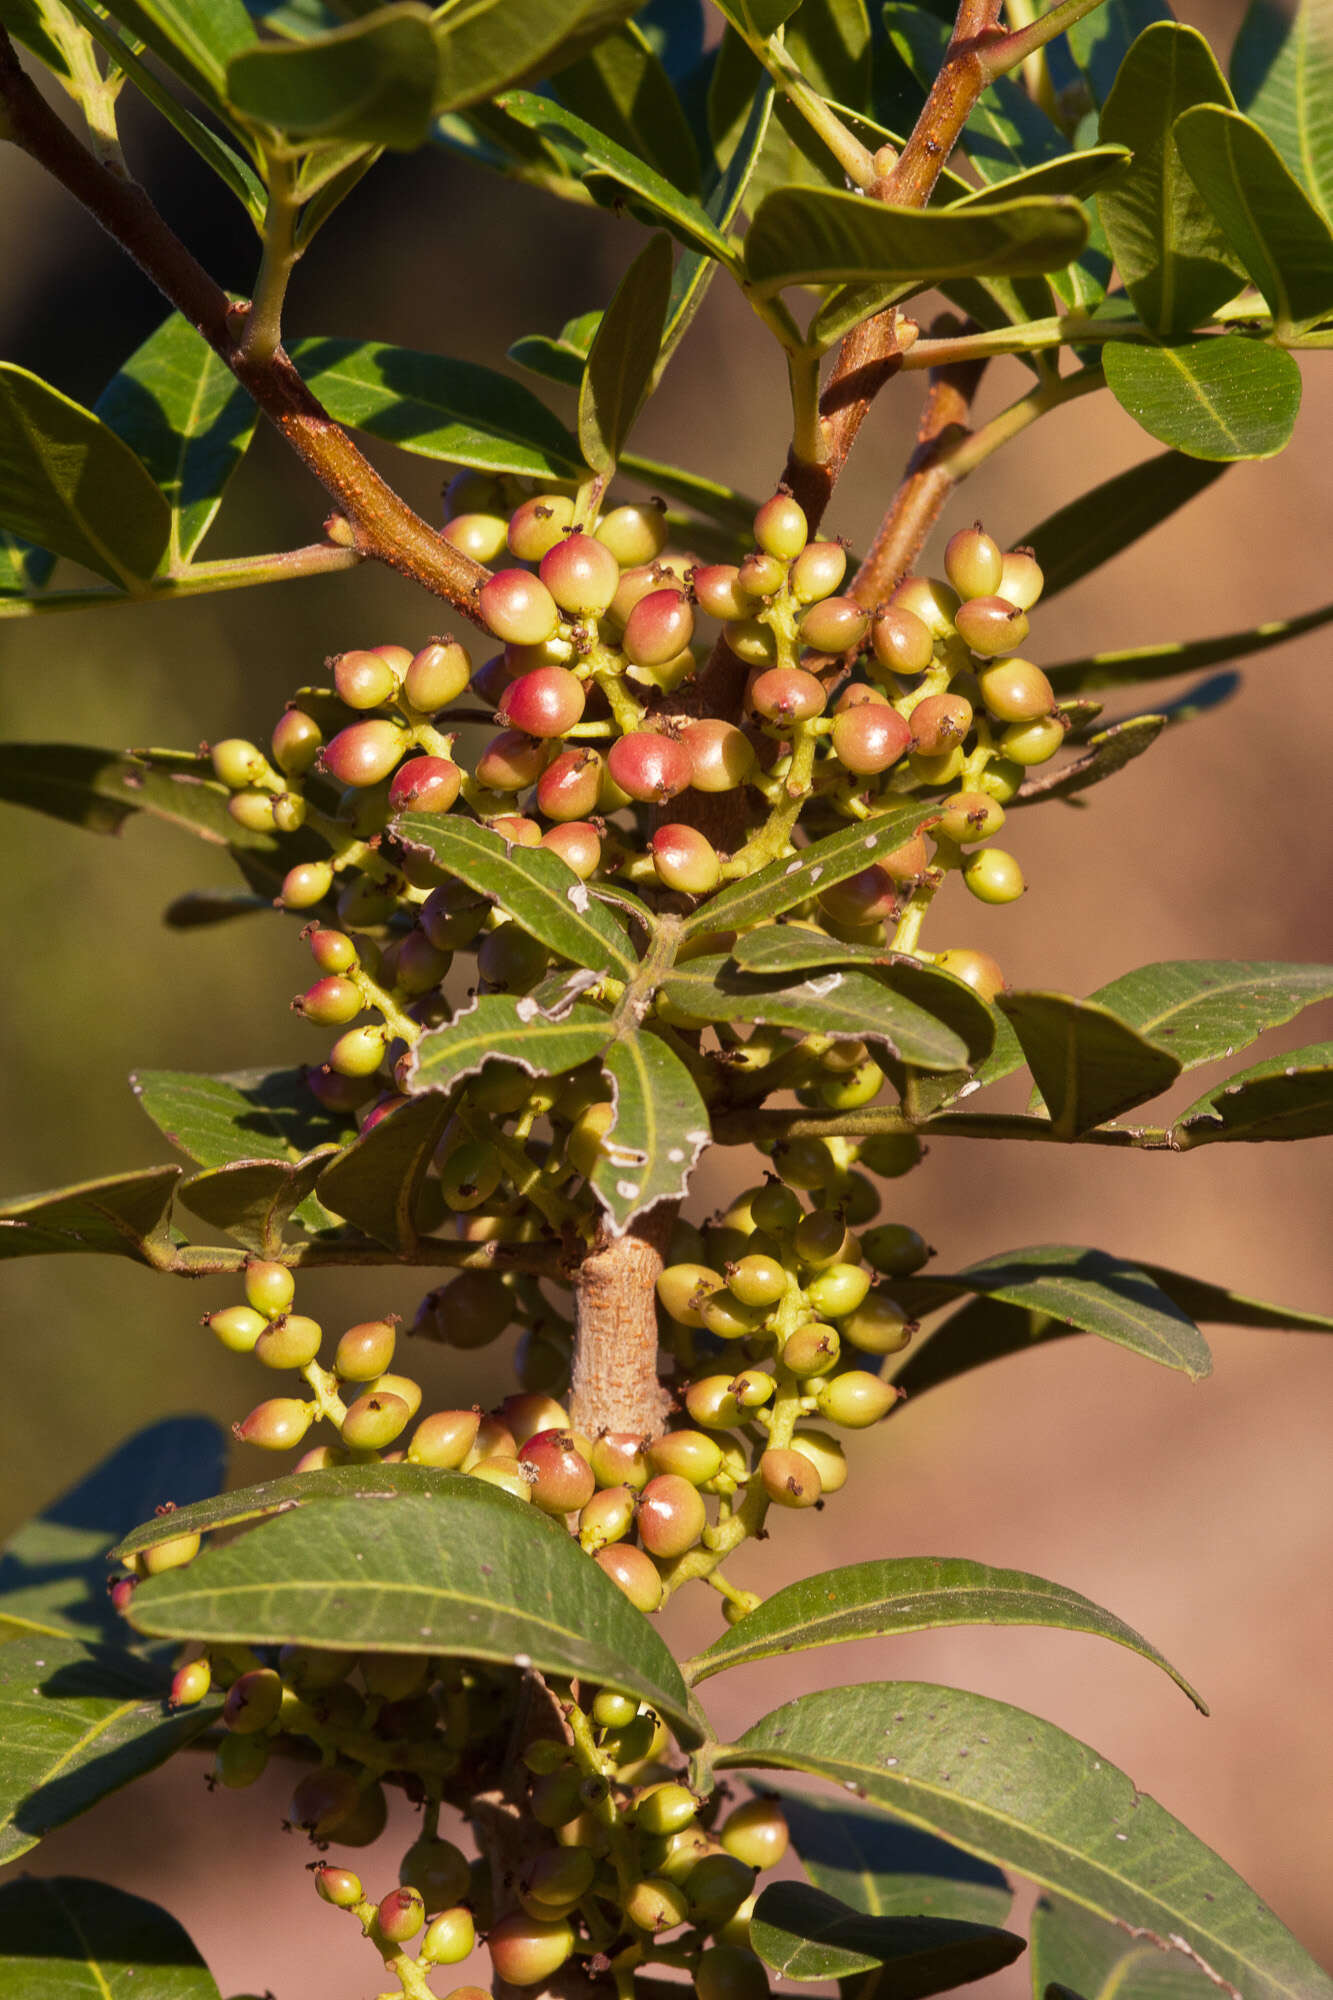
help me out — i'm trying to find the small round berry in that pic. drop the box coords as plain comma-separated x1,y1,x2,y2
817,864,899,928
657,1262,723,1328
908,745,966,787
477,922,548,994
1001,715,1064,765
334,1319,397,1381
520,1845,598,1918
999,547,1044,610
751,666,826,723
781,1321,841,1378
499,665,586,738
227,790,277,834
223,1667,282,1735
638,1474,707,1558
798,596,869,655
332,1781,388,1847
725,1253,788,1309
519,1430,596,1515
340,1390,411,1451
773,1134,836,1192
687,1853,757,1925
625,1875,690,1934
842,1289,913,1354
723,617,777,667
508,493,576,562
760,1446,822,1508
606,731,692,803
815,1370,899,1427
322,718,407,788
859,1131,923,1178
377,1886,426,1945
701,1287,770,1340
652,824,721,895
869,602,935,678
296,976,362,1028
480,569,560,647
633,1781,699,1836
691,563,748,621
589,1431,649,1490
271,708,323,777
793,1207,853,1268
753,492,808,559
935,791,1005,843
749,1182,802,1234
170,1657,212,1706
623,587,694,667
909,692,973,755
539,532,621,616
684,1373,772,1430
402,639,471,712
421,1907,476,1964
214,1731,269,1788
408,1408,482,1468
889,575,959,639
541,822,600,879
210,738,269,789
977,657,1054,723
608,560,666,627
594,1543,664,1612
817,1058,884,1111
334,648,400,710
234,1398,314,1451
488,1912,575,1987
467,1454,532,1500
963,847,1025,903
831,702,911,774
722,1798,789,1871
498,1392,571,1446
596,500,668,567
646,1429,724,1486
279,861,334,911
445,511,509,562
402,1835,471,1910
682,718,757,792
861,1222,929,1276
934,947,1006,1001
206,1304,268,1354
389,755,462,815
475,727,549,794
954,594,1029,657
789,539,847,603
291,1766,361,1839
944,524,1004,600
578,1484,636,1551
328,1025,387,1079
307,927,358,974
537,746,604,821
315,1864,363,1907
255,1313,323,1370
488,812,543,847
737,549,788,599
791,1427,848,1493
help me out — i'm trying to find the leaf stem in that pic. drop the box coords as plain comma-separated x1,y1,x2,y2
0,541,362,618
935,362,1105,481
980,0,1114,82
239,145,302,367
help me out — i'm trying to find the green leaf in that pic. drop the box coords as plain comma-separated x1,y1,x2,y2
132,1065,350,1168
113,1464,474,1562
1044,595,1333,694
1173,104,1333,334
1065,0,1173,107
771,1788,1013,1928
95,314,257,567
0,364,171,587
101,0,257,109
130,1483,700,1742
659,959,971,1073
1011,714,1167,805
1134,1263,1333,1335
750,1881,1022,1990
744,185,1089,297
716,1681,1333,2000
656,76,774,375
900,1246,1213,1380
1176,1040,1333,1143
1022,451,1228,602
0,743,277,850
1232,0,1333,222
314,1091,450,1248
0,0,74,75
0,1875,221,2000
550,22,701,192
0,1167,180,1267
994,991,1182,1135
162,889,272,928
1102,334,1302,461
395,813,638,974
409,994,614,1096
589,1029,710,1232
686,1556,1205,1710
1031,1893,1225,2000
290,337,583,478
618,452,760,535
178,1154,335,1250
579,234,675,475
0,1637,217,1864
712,0,801,32
949,144,1130,209
1086,960,1333,1071
226,5,440,149
0,1419,226,1647
494,89,736,262
432,0,644,115
509,322,598,390
683,802,936,936
1098,23,1242,335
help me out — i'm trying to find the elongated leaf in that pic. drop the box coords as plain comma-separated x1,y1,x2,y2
227,5,439,147
1012,714,1166,804
770,1787,1013,1928
1031,1893,1225,2000
494,90,736,261
579,234,674,475
0,743,276,849
660,959,970,1072
130,1484,699,1740
590,1030,710,1231
314,1091,449,1248
291,338,583,478
0,1875,221,2000
1086,960,1333,1071
1174,104,1333,334
0,0,73,74
995,991,1182,1134
1103,335,1302,461
744,186,1088,297
132,1065,349,1167
1066,0,1173,105
716,1682,1333,2000
1176,1040,1333,1143
950,144,1130,208
0,365,171,587
0,1419,226,1647
727,934,997,1069
687,1556,1204,1709
102,0,256,107
1044,596,1333,694
0,1167,180,1267
750,1881,1022,1989
1134,1263,1333,1335
551,22,700,192
510,310,600,388
432,0,643,114
179,1153,335,1249
409,994,613,1095
95,314,257,567
684,803,936,937
1023,451,1227,602
1232,0,1333,222
396,813,638,974
619,451,760,533
113,1463,472,1562
1098,23,1241,335
712,0,800,33
0,1637,217,1864
658,78,774,374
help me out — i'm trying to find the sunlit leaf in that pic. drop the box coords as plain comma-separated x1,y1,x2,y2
1103,335,1302,460
1012,714,1167,804
769,1786,1013,1928
408,994,613,1096
226,3,440,149
579,234,674,475
684,803,936,936
995,990,1182,1134
0,1167,180,1267
1176,1040,1333,1142
132,1065,350,1168
590,1030,710,1231
0,1874,222,1999
1174,104,1333,333
1232,0,1333,221
550,21,700,192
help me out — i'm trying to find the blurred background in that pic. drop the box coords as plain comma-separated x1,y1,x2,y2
1,1,1330,1992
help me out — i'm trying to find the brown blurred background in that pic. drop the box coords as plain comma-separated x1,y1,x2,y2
1,3,1330,1992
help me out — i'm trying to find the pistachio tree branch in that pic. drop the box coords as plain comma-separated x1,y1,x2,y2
0,30,489,618
979,0,1113,82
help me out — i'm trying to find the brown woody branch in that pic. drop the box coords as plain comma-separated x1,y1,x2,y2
0,31,488,617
